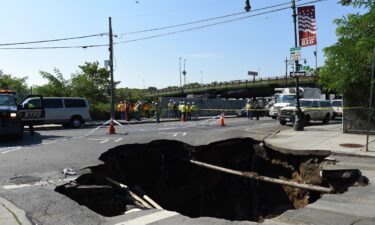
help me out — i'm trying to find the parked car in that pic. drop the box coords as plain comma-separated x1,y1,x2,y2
331,99,343,119
279,99,333,125
20,97,90,128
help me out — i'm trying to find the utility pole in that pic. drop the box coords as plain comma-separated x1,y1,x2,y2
292,0,304,131
109,17,115,121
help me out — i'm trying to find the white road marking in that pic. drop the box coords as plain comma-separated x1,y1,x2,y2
100,139,109,144
0,147,23,154
114,138,123,142
2,176,78,190
116,210,179,225
125,208,142,214
172,133,178,137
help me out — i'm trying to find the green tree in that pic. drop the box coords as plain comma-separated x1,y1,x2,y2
319,1,375,106
33,68,71,97
0,70,29,99
70,62,113,107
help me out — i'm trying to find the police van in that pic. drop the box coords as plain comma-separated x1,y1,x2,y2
0,90,45,139
20,97,90,128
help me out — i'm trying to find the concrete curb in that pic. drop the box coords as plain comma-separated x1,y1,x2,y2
0,197,32,225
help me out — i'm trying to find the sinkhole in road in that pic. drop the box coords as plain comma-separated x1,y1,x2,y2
55,138,368,222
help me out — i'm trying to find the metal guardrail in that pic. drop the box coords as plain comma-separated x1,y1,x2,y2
147,75,318,97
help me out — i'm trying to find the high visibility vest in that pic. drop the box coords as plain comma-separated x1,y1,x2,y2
246,103,251,110
190,105,197,112
117,103,125,112
186,105,191,113
168,103,174,110
181,105,187,113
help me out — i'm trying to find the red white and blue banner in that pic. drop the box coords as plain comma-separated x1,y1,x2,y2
298,5,317,47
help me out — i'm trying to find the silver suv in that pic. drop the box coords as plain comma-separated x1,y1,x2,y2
279,99,333,125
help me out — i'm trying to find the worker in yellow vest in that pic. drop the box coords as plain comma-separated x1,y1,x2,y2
245,99,252,120
190,102,198,120
180,101,186,121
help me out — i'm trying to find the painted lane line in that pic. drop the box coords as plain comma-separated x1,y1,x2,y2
2,176,79,190
100,139,109,144
1,147,23,154
114,138,123,143
182,132,186,136
116,210,179,225
125,208,142,214
173,133,178,137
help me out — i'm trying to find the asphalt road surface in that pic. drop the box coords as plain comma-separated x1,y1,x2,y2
0,117,370,225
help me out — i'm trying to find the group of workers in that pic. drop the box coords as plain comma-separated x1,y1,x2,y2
245,99,260,120
117,100,161,122
167,100,198,121
117,99,199,123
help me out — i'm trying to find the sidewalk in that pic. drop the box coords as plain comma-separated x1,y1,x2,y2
0,197,32,225
265,123,375,158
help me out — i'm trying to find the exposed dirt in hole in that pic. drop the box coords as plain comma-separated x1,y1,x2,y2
55,138,368,222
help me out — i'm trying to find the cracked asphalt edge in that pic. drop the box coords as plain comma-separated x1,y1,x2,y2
0,197,32,225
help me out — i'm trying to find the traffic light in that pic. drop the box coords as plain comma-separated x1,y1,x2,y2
244,0,251,12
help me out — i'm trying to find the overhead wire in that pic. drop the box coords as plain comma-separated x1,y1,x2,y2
0,0,323,50
121,0,303,35
116,0,322,44
0,33,108,46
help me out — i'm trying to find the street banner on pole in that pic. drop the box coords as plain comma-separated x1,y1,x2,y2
298,5,317,47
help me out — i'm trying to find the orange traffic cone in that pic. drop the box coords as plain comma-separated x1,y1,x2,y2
108,120,116,134
219,113,225,126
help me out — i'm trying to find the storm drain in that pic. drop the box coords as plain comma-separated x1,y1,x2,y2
55,138,368,222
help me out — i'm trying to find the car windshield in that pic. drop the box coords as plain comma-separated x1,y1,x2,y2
331,100,342,107
0,95,16,106
275,95,296,103
289,100,312,107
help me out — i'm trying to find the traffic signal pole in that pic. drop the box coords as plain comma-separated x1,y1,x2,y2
292,0,304,131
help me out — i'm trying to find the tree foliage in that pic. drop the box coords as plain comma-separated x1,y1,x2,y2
71,62,113,106
0,70,29,99
33,68,71,97
319,2,375,105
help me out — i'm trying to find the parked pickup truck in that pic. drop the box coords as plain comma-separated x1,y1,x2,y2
279,99,333,126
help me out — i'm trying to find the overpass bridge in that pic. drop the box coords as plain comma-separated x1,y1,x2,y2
147,75,319,98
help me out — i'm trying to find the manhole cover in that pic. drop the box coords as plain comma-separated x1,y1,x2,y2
339,143,364,148
10,176,41,185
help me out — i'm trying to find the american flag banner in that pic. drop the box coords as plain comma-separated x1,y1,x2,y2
298,5,317,47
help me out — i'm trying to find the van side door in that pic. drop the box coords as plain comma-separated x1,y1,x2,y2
44,98,64,123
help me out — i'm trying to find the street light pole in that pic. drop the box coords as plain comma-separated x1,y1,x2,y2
292,0,304,131
183,59,187,85
200,71,203,85
179,57,182,89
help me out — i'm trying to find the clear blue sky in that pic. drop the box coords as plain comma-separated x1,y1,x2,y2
0,0,363,89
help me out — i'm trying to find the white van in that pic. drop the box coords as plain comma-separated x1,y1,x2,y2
21,97,91,128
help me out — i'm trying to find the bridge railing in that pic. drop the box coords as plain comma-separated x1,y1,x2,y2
148,74,317,96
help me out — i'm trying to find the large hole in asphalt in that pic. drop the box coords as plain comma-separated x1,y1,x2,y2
55,138,368,222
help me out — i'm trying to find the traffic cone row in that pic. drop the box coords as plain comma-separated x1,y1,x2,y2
219,113,225,126
108,119,116,134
